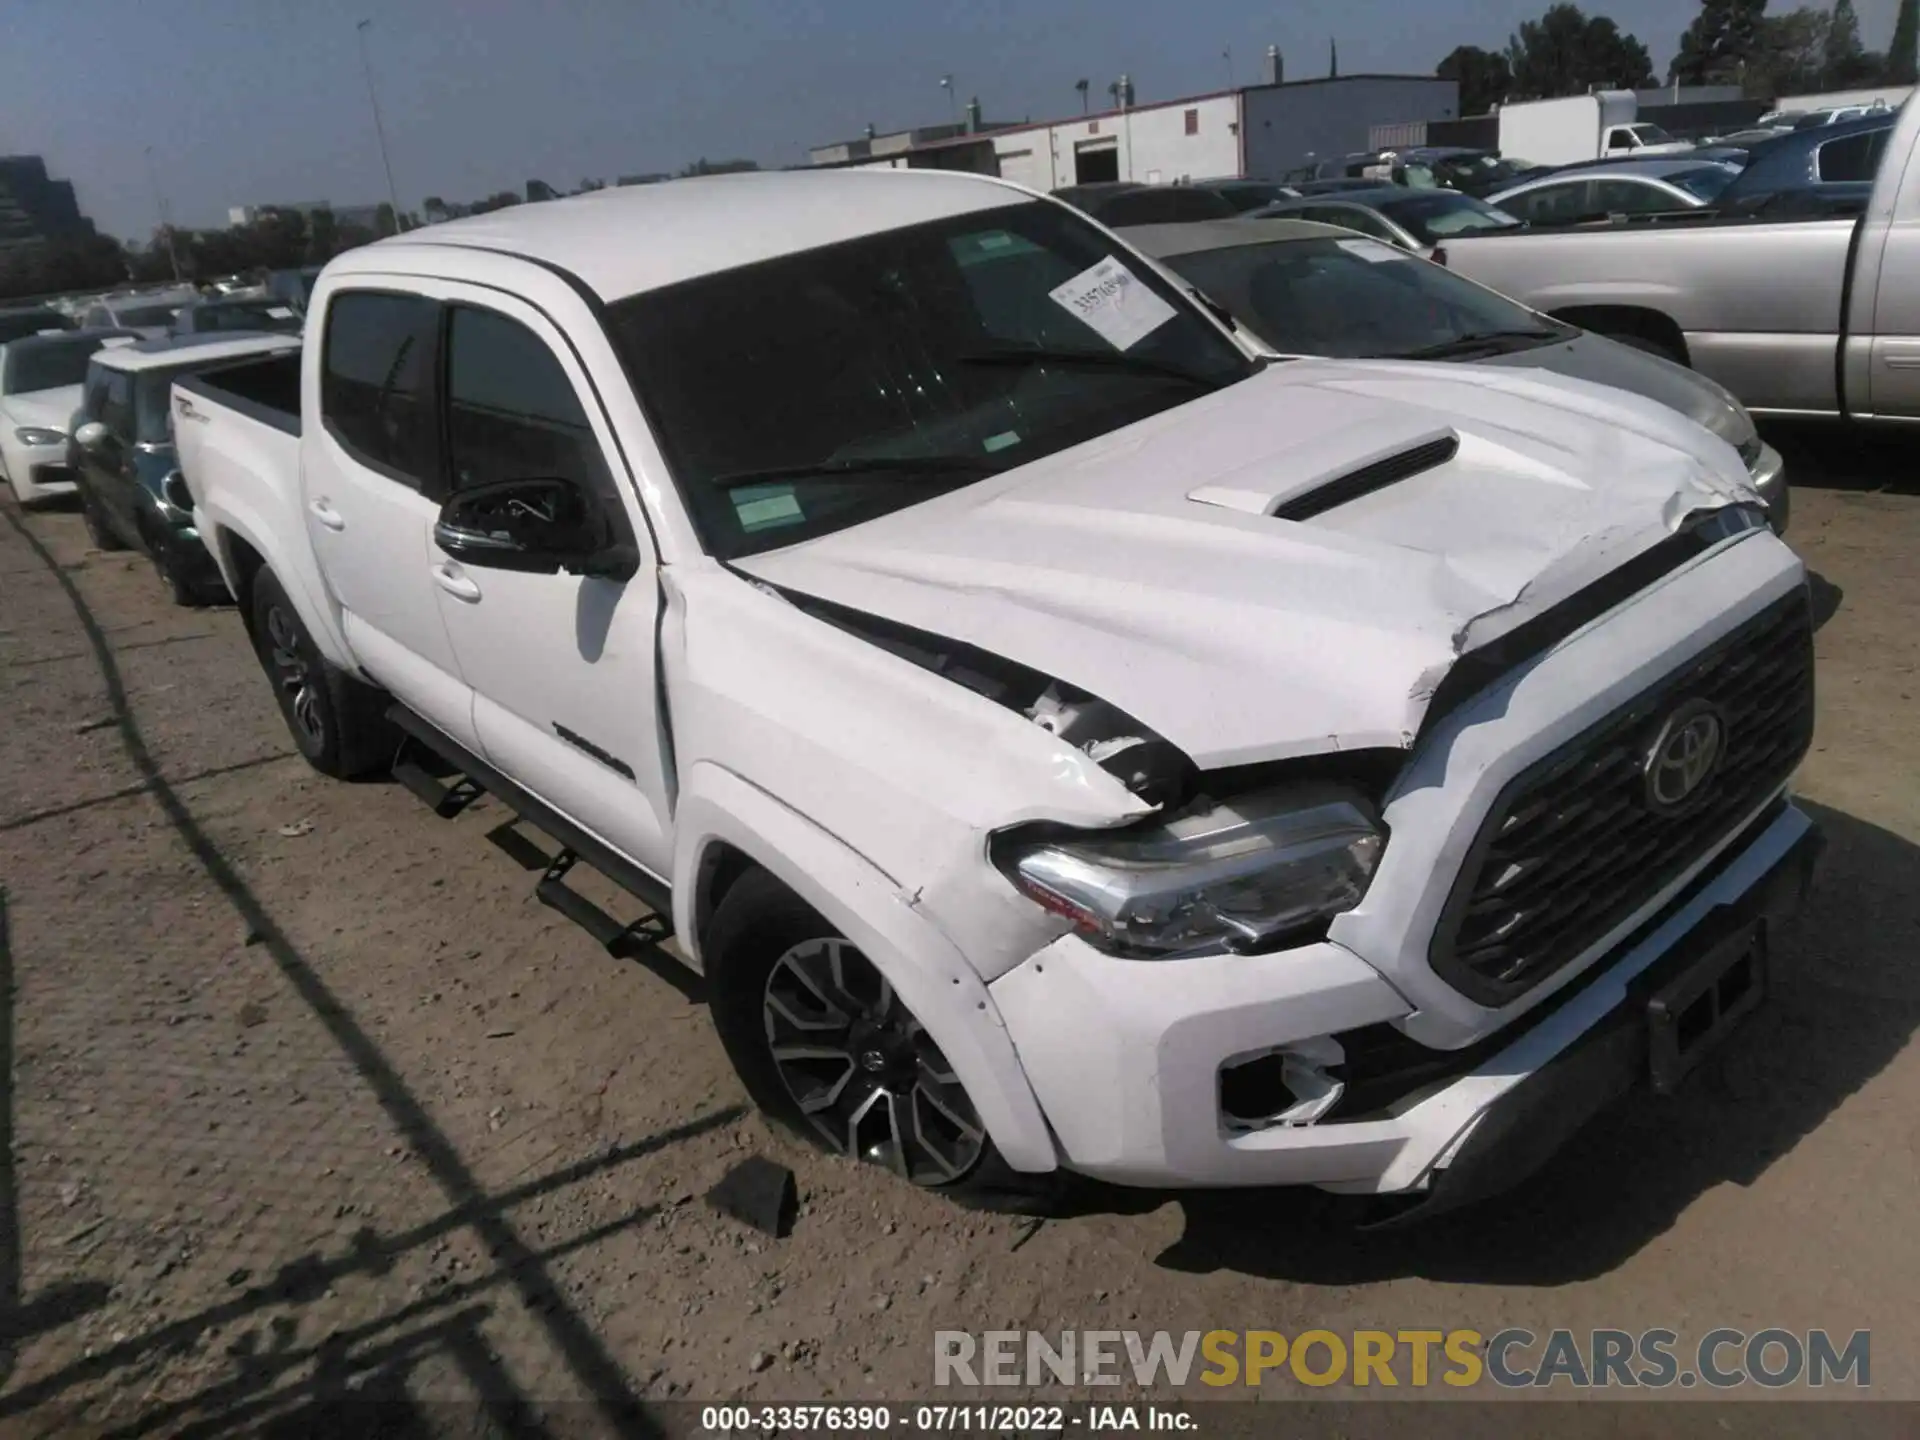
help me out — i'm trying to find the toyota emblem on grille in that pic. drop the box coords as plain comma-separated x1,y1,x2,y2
1644,699,1725,813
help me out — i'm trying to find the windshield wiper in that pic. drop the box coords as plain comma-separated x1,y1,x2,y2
707,455,999,492
958,344,1241,389
1382,328,1563,361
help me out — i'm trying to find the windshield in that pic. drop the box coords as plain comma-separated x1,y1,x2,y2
117,303,181,328
1161,235,1564,361
1669,165,1739,201
606,200,1256,560
1630,124,1675,144
3,336,111,394
134,370,190,444
1375,190,1522,243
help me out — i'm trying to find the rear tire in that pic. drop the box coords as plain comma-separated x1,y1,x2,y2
704,868,1066,1215
248,568,396,779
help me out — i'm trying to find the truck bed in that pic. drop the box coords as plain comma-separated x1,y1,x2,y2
1438,212,1857,413
177,350,302,436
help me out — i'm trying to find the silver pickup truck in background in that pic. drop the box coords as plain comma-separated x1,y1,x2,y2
1437,98,1920,421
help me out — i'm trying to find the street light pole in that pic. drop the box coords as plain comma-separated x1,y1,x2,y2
143,146,182,283
356,18,404,232
940,73,958,125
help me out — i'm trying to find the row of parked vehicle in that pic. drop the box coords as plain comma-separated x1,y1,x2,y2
0,138,1850,1216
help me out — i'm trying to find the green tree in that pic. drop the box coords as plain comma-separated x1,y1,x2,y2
1749,7,1833,96
1669,0,1767,84
1436,44,1513,114
422,195,449,224
1889,0,1918,83
678,157,761,177
1506,4,1657,96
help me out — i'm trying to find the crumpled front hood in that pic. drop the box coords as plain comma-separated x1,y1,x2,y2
3,386,82,433
1473,332,1752,446
738,358,1757,769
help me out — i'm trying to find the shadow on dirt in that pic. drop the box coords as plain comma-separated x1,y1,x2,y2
0,507,744,1434
1759,420,1920,497
1130,800,1920,1287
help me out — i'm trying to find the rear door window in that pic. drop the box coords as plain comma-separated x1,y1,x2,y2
320,290,441,491
1591,179,1670,214
1816,130,1888,182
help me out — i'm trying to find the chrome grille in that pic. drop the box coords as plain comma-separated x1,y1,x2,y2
1430,589,1814,1006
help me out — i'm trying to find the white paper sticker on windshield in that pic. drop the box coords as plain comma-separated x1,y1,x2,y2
266,305,296,318
1047,257,1177,351
1335,237,1406,264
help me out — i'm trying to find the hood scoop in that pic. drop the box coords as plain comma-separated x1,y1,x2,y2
1188,428,1459,522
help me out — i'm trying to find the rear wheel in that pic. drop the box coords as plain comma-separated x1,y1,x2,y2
705,869,1064,1213
248,568,395,778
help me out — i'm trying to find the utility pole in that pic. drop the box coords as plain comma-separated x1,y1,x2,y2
1223,48,1234,90
143,146,182,283
356,18,404,232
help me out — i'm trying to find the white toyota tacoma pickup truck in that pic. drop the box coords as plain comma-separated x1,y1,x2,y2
174,171,1820,1218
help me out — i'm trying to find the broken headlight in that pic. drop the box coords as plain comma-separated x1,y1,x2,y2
994,784,1384,959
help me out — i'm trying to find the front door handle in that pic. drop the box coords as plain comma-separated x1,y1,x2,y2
309,498,346,531
431,562,482,603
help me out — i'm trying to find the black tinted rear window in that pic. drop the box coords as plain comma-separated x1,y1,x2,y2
1093,188,1236,225
320,291,440,489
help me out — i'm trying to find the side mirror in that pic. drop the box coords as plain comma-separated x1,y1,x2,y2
433,476,637,582
73,421,111,451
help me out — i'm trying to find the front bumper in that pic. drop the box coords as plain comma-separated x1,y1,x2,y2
990,802,1818,1196
1750,441,1788,533
9,446,73,501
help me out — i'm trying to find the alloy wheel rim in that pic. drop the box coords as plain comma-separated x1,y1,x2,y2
762,937,986,1184
264,604,324,748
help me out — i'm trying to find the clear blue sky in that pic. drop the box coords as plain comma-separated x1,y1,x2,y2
3,0,1903,241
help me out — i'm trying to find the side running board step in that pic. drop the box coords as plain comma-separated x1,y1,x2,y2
536,849,672,954
392,735,487,818
385,704,675,929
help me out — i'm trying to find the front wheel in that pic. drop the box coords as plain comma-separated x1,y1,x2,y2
81,489,128,551
705,869,1064,1213
248,568,395,778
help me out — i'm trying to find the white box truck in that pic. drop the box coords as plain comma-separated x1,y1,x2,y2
1498,90,1694,166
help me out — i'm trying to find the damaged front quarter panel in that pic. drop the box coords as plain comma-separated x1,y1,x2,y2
662,567,1168,983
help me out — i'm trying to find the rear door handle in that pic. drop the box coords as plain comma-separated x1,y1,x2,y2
431,562,482,603
309,498,346,531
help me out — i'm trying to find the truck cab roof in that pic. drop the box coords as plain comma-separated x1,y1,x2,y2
377,169,1033,303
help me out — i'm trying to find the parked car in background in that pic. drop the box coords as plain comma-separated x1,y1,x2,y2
169,296,305,337
1411,148,1544,197
1435,96,1920,419
1192,179,1300,212
1250,185,1521,256
264,266,325,315
0,306,75,343
174,171,1816,1213
1281,177,1399,196
0,329,138,503
1049,182,1235,225
80,293,193,339
1488,160,1740,224
1120,217,1786,529
1710,111,1895,218
70,333,302,602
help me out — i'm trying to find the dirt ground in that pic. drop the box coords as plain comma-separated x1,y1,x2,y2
1,423,1917,1435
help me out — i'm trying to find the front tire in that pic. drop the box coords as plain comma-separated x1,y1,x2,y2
704,869,1064,1213
81,489,128,551
248,568,395,778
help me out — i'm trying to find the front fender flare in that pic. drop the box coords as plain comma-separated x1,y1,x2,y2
671,761,1059,1174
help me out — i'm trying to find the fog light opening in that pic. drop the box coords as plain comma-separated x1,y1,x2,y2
1220,1036,1345,1132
